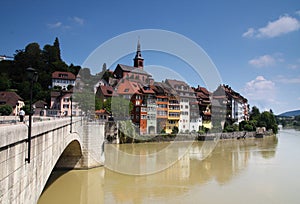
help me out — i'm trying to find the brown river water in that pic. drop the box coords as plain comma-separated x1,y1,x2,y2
38,129,300,204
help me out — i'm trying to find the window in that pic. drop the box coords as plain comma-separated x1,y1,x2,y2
169,120,176,124
158,104,167,108
169,113,180,117
158,111,167,116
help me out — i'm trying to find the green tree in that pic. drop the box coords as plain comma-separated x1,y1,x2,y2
257,110,278,134
250,106,260,121
111,96,133,120
53,37,62,61
244,124,254,131
103,97,112,113
73,91,95,115
171,126,179,134
0,105,12,116
102,63,107,73
95,97,103,110
0,73,11,91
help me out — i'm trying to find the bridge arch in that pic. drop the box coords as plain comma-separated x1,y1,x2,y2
0,118,105,204
54,137,83,169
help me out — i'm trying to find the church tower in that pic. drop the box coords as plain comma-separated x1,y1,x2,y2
133,39,144,69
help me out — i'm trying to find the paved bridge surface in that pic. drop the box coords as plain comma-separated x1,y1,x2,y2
0,117,105,204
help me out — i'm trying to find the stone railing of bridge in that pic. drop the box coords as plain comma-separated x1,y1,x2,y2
0,117,105,204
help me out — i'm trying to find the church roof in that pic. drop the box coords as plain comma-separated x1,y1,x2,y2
116,64,151,76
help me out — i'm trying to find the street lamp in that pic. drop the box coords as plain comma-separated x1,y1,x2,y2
70,95,73,133
25,67,38,163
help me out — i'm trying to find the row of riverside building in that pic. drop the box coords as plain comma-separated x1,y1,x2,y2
0,42,248,133
93,41,249,134
0,40,247,133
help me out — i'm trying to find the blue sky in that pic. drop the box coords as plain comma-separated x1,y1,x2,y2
1,0,300,114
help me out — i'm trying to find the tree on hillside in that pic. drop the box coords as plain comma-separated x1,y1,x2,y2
0,38,81,105
53,37,61,61
69,64,81,76
102,63,107,73
0,73,11,91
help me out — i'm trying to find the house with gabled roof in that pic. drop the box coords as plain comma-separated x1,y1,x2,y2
165,79,198,133
213,84,249,124
0,91,25,115
52,71,76,90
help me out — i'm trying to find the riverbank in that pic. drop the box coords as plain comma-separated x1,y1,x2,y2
112,131,275,144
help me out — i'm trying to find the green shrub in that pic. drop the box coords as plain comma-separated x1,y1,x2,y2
0,105,12,116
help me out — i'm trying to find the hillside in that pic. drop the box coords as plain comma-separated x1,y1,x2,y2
278,110,300,117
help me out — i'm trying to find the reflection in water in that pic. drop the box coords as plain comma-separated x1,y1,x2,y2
39,132,300,204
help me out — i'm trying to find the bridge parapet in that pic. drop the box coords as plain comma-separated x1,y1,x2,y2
0,117,105,204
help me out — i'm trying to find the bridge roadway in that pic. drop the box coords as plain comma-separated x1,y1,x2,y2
0,117,105,204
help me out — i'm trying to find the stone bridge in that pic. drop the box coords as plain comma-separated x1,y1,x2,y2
0,117,105,204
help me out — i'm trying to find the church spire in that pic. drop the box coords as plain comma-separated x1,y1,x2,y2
137,38,141,52
133,38,144,69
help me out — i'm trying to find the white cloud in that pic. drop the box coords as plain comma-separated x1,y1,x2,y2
243,15,300,38
242,28,255,38
288,64,300,70
48,22,62,28
48,17,84,29
276,75,300,84
243,76,276,110
248,55,276,67
286,58,300,69
72,16,84,25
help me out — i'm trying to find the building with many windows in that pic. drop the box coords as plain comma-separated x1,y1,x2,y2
213,84,249,124
52,71,76,90
0,91,25,116
95,41,250,136
49,89,81,117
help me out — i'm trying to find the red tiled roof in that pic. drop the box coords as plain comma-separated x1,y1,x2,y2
95,109,109,114
139,84,155,94
116,79,141,95
116,64,151,76
33,100,48,108
99,85,114,97
52,71,76,80
203,111,211,116
0,91,23,107
165,79,188,87
196,92,209,99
